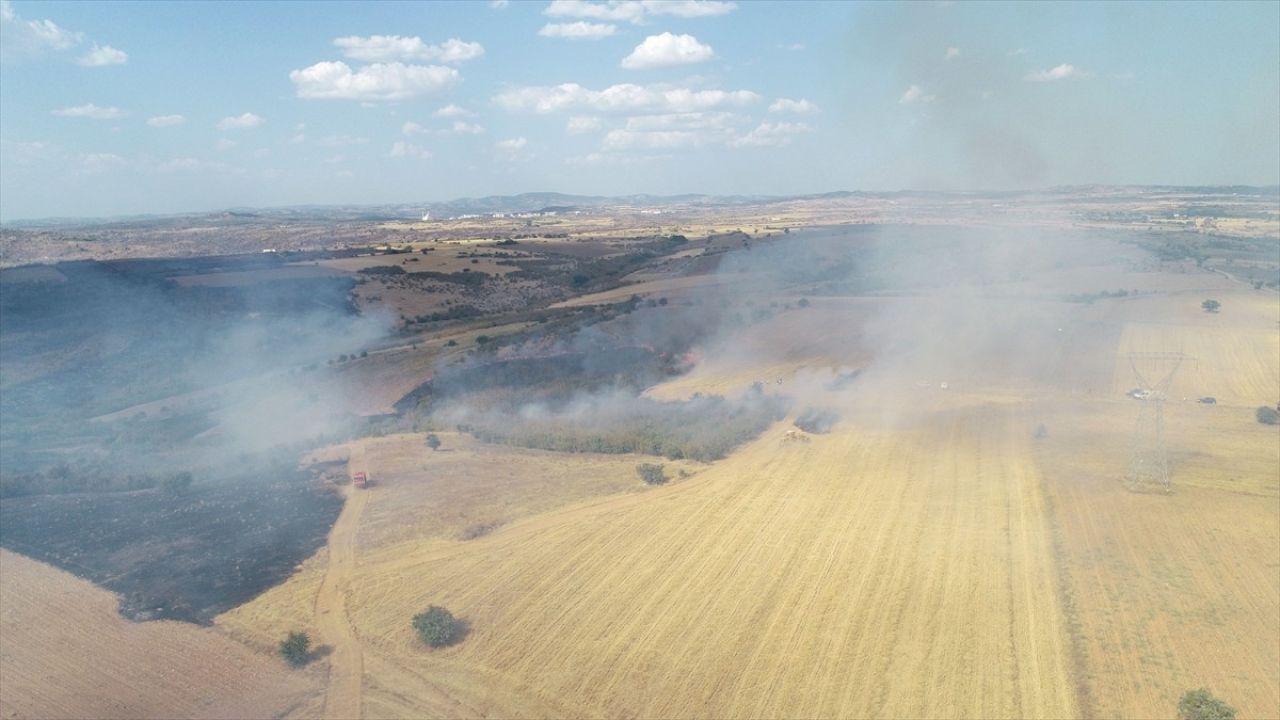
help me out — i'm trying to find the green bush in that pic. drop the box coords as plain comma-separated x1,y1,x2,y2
425,433,441,451
1201,299,1221,313
636,463,667,485
413,606,461,648
1257,406,1280,425
279,631,311,667
1177,688,1235,720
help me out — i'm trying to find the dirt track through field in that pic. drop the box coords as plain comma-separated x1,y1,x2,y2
316,446,370,719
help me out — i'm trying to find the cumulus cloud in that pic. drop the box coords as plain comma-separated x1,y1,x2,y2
603,128,700,150
622,32,714,69
215,138,239,152
494,136,528,152
768,97,816,114
78,152,125,174
545,0,736,23
567,115,603,133
217,112,264,130
0,1,83,60
146,114,186,127
728,120,811,147
78,43,127,66
389,141,432,159
490,0,510,7
777,42,805,51
1025,63,1085,81
319,134,370,146
624,111,741,131
51,103,125,119
898,84,935,105
539,21,617,39
494,82,758,114
944,46,960,61
450,121,485,135
290,61,459,101
333,35,484,64
434,103,473,117
565,151,661,166
402,121,427,135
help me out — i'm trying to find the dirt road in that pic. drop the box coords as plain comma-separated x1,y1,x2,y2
315,444,371,719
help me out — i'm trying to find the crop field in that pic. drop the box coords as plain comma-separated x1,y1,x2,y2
0,550,318,719
338,399,1078,719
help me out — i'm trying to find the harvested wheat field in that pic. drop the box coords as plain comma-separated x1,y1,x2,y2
328,398,1078,719
0,550,319,720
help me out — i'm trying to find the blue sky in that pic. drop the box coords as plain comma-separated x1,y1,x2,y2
1,0,1277,220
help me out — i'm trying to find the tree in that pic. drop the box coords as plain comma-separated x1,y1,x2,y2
279,631,311,667
161,471,193,495
1201,299,1221,313
1177,688,1236,720
1257,406,1280,425
413,606,461,648
475,335,491,346
636,463,667,486
425,433,441,451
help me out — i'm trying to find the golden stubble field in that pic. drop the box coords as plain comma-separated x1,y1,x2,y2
0,550,319,720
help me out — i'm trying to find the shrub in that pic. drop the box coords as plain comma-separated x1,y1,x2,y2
279,631,311,667
637,463,667,486
425,433,441,451
1177,688,1235,720
413,606,461,648
1201,299,1221,313
475,335,491,346
1256,406,1280,425
798,297,810,308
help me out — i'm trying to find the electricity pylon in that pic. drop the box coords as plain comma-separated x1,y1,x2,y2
1125,351,1189,493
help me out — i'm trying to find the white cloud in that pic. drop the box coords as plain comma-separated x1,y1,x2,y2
217,112,264,130
490,0,510,7
1007,48,1027,57
51,103,125,119
565,151,660,166
433,103,473,117
290,61,459,101
495,82,758,114
146,114,186,127
768,97,816,114
451,121,485,135
319,134,370,146
728,120,811,147
544,0,736,24
333,35,483,64
78,43,127,66
567,115,602,133
539,21,617,39
898,84,935,105
1025,63,1085,82
215,138,239,152
603,128,700,150
777,42,805,51
944,47,960,61
402,121,427,135
622,32,713,70
494,137,528,152
78,152,125,174
389,141,432,159
624,111,741,131
2,9,83,57
643,0,737,18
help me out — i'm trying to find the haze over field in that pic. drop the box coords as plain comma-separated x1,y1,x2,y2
1,3,1278,720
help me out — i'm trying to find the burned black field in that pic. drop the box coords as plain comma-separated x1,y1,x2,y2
0,467,341,624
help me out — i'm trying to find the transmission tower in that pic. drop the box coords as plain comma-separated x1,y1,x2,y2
1125,352,1190,493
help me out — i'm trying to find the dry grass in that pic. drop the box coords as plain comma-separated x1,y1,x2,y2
0,549,320,719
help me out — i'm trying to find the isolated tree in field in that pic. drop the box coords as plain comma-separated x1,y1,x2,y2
1177,688,1235,720
637,463,667,486
425,433,441,451
279,631,311,667
1256,406,1280,425
1201,299,1221,313
413,606,461,648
